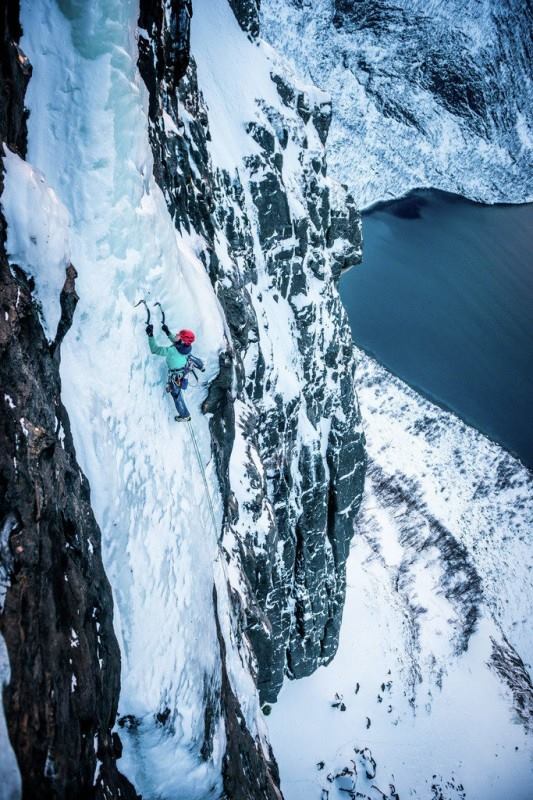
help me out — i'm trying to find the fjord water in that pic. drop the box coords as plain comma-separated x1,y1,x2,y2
341,190,533,468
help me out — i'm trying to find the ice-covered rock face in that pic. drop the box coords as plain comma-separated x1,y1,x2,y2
261,0,533,206
1,0,365,796
140,0,366,704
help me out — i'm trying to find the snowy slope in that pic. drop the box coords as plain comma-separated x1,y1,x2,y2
261,0,533,207
268,349,533,800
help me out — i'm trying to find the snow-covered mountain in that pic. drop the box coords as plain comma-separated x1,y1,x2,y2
1,0,364,797
1,1,531,799
261,0,533,206
269,349,533,800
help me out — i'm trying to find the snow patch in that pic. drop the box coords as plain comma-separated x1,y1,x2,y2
0,634,22,800
268,350,533,799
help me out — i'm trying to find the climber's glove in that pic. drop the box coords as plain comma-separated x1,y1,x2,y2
162,323,170,336
146,324,154,336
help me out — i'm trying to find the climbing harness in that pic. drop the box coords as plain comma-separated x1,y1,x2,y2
167,369,185,391
186,419,219,539
167,359,199,390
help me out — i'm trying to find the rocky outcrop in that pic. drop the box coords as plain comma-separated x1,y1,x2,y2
0,3,136,797
0,2,30,155
138,0,365,718
138,0,192,119
490,635,533,732
228,0,261,39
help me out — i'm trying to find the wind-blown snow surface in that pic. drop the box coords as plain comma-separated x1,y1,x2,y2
268,350,533,800
18,1,255,796
261,0,533,207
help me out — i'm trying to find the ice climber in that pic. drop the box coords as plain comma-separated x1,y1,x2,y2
146,321,205,421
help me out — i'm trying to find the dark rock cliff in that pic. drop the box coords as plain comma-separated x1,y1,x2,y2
228,0,261,38
0,4,137,798
138,0,365,739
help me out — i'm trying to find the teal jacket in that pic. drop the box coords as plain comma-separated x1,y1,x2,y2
148,333,188,371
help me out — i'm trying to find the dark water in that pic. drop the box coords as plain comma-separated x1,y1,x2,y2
340,189,533,468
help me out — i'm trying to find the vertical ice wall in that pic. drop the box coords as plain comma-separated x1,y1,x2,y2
1,4,135,796
19,0,234,796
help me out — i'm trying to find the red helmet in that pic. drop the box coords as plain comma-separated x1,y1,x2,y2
177,328,195,345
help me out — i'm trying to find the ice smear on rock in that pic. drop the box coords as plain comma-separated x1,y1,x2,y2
0,516,17,800
1,148,70,337
0,634,21,800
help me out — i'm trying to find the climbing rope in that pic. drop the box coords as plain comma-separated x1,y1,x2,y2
136,298,220,543
186,419,219,540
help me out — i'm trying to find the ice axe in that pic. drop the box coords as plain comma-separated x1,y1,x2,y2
154,301,166,327
134,298,151,324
